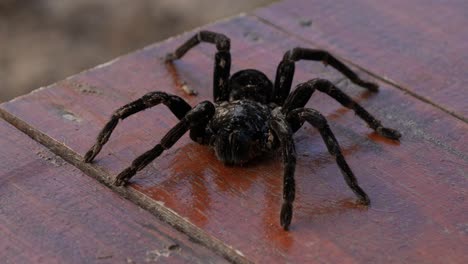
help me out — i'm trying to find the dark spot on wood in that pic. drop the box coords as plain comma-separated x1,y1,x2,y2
168,244,180,251
299,19,312,27
96,254,113,260
69,80,102,95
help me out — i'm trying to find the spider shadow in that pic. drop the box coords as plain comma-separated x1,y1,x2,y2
305,84,401,146
129,77,400,234
261,197,370,250
251,140,375,252
132,141,274,227
135,129,370,232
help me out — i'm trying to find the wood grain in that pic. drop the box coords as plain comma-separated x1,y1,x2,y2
1,14,467,264
255,0,468,122
0,120,228,264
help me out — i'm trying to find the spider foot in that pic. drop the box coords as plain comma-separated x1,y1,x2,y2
83,146,99,163
377,126,402,140
164,53,177,62
280,202,293,231
356,80,379,92
357,193,371,206
114,167,137,186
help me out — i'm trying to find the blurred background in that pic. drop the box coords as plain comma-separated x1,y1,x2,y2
0,0,275,102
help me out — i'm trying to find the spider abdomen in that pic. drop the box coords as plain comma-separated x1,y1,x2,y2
207,100,273,165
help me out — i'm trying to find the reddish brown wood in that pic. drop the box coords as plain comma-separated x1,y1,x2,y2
256,0,468,121
1,13,467,264
0,120,227,263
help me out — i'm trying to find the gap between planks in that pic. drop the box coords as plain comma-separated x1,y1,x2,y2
251,15,468,124
0,109,252,264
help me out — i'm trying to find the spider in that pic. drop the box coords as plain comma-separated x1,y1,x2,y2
84,31,401,230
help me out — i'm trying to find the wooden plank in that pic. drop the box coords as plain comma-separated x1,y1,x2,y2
0,120,228,264
1,14,467,263
255,0,468,122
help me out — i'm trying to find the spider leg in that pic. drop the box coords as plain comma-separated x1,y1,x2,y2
114,101,215,186
288,108,370,206
273,47,378,104
283,79,401,139
84,91,192,163
270,118,297,230
165,31,231,102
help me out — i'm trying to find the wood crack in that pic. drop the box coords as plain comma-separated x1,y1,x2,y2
0,108,252,264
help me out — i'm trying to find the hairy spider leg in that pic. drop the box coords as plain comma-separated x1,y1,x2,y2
165,30,231,102
84,91,192,163
283,79,401,139
288,108,371,212
270,118,297,230
273,47,379,105
114,101,215,186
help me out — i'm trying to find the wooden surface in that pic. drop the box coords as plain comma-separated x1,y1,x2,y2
256,0,468,122
0,120,227,264
1,1,467,263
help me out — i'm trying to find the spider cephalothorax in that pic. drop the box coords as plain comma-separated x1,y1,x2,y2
84,31,401,230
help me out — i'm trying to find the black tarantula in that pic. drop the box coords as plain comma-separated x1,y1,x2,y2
84,31,401,230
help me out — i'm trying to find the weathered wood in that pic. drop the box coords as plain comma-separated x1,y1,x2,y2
1,11,467,264
0,120,228,263
256,0,468,122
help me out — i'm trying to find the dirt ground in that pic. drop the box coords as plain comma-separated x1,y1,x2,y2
0,0,274,102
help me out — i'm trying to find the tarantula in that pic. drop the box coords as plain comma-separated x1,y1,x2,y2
84,31,401,230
